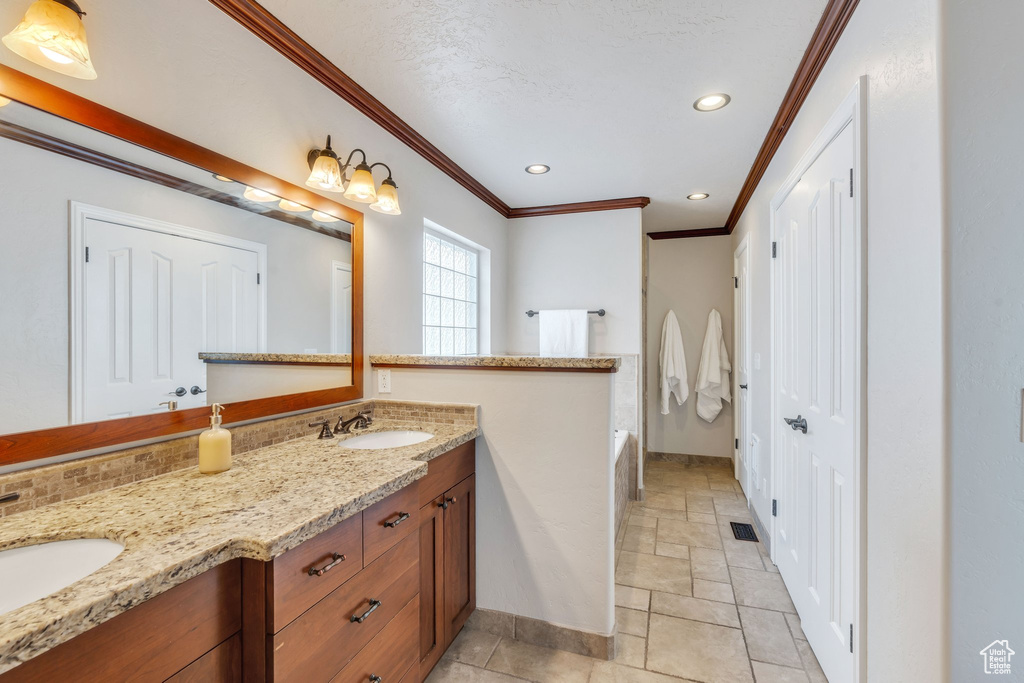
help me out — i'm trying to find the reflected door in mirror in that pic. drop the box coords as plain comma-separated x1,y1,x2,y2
76,215,262,423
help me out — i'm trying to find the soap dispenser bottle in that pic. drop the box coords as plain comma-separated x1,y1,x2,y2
198,403,232,474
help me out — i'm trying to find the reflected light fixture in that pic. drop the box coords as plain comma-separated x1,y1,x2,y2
312,210,340,223
525,164,550,174
305,135,344,192
687,193,710,200
2,0,97,80
693,93,730,112
243,186,278,202
0,96,10,107
212,174,233,183
278,199,308,212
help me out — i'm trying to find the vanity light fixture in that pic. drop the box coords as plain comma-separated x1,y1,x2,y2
687,192,710,200
3,0,97,80
312,210,340,223
306,138,402,212
278,199,308,212
693,93,731,112
525,164,550,174
243,186,278,203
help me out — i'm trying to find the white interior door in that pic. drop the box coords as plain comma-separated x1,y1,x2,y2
331,260,352,354
734,237,751,493
773,119,858,683
77,215,260,422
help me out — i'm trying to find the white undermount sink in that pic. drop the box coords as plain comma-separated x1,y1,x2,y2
339,430,434,450
0,538,125,617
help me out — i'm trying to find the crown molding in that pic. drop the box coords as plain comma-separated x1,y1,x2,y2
507,197,651,219
647,227,729,240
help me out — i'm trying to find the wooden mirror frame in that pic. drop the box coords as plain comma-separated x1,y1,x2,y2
0,64,364,468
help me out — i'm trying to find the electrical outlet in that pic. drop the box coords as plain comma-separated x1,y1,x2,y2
378,369,392,394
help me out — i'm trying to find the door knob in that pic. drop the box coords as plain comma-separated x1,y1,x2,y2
784,415,808,434
190,386,206,395
168,387,187,397
159,400,177,411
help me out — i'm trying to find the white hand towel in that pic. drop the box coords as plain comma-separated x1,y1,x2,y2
695,309,732,423
539,310,589,357
659,310,688,414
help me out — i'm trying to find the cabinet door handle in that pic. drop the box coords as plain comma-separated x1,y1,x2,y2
446,496,458,506
384,512,410,528
370,676,382,683
351,599,381,623
307,552,346,576
438,499,449,510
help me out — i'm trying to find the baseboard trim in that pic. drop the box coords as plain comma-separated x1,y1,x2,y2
647,451,733,467
750,505,772,556
466,608,616,660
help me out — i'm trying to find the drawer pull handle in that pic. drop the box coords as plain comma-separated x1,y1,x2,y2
351,599,381,623
370,676,382,683
384,512,410,528
307,552,347,576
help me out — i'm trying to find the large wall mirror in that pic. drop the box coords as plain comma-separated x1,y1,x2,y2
0,65,363,468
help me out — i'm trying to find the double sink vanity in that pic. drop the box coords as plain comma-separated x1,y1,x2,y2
0,404,478,682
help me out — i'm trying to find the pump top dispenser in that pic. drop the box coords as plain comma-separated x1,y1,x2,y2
198,403,232,474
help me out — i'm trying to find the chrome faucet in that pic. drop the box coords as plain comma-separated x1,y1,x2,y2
335,410,373,434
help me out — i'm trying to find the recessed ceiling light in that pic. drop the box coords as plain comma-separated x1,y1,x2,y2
525,164,550,175
687,193,710,200
212,174,233,183
693,93,731,112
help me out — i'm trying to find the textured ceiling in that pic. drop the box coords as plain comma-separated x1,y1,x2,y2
258,0,828,232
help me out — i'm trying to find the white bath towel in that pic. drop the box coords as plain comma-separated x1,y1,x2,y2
695,309,732,422
659,310,688,414
539,309,589,357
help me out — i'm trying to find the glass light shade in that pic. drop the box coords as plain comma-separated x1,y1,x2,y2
243,186,277,202
2,1,97,80
343,163,377,203
278,199,308,212
312,210,340,223
305,153,345,192
369,178,401,215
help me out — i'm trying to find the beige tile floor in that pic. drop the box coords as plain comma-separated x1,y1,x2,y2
425,460,829,683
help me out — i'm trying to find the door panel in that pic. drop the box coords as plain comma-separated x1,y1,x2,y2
443,475,475,646
418,498,445,679
773,121,856,683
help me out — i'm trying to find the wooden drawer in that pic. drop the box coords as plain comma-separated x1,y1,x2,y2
166,634,241,683
267,512,363,631
1,560,241,683
363,483,420,565
329,596,420,683
270,533,420,682
418,440,475,507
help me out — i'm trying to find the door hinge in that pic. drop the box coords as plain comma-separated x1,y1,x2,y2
772,242,777,259
850,168,854,198
772,499,778,517
85,247,90,263
735,438,739,449
850,623,854,653
256,273,261,285
734,276,739,289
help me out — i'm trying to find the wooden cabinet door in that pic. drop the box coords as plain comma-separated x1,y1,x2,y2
443,474,476,646
418,497,445,679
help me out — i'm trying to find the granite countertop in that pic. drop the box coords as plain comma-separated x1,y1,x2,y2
199,352,353,365
370,354,620,371
0,416,479,673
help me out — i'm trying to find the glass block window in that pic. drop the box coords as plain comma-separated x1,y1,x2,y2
423,230,478,355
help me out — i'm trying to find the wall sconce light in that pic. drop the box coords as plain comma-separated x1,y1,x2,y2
306,137,401,215
3,0,97,80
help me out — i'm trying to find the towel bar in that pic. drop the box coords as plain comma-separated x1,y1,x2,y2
525,309,605,317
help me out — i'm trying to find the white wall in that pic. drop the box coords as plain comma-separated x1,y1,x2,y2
646,235,735,459
0,0,510,394
372,370,616,637
505,209,643,355
730,0,947,679
943,0,1024,677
